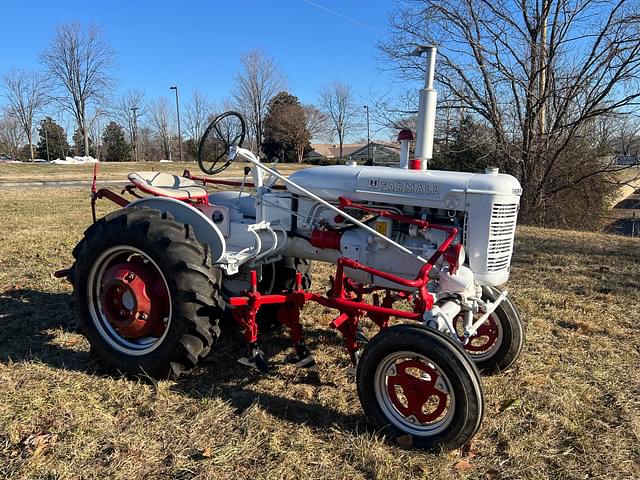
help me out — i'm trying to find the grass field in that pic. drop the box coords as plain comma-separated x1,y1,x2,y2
0,161,309,183
1,186,640,479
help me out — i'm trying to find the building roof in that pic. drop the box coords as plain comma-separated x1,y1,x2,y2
308,143,365,158
308,141,399,159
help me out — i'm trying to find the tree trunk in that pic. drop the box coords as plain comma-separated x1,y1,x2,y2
28,132,34,161
83,126,90,159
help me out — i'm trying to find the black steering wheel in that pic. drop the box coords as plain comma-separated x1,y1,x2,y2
197,111,247,175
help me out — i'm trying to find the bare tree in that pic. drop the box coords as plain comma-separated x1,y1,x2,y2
88,110,107,160
319,81,361,158
382,0,640,226
137,126,156,162
1,69,49,160
610,114,640,156
149,97,174,161
232,49,286,152
303,104,331,142
184,90,213,146
0,115,25,159
117,89,145,161
41,22,115,159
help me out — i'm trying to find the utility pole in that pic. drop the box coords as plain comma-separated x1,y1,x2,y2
363,105,370,163
170,86,183,162
131,107,139,162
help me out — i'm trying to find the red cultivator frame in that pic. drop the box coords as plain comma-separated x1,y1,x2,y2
228,210,460,370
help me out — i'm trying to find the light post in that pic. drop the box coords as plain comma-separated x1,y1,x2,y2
169,86,183,162
131,107,139,162
363,105,370,163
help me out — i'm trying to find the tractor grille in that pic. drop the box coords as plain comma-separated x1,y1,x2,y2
486,203,518,272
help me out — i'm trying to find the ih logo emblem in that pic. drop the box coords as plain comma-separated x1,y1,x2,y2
444,192,461,209
369,178,379,188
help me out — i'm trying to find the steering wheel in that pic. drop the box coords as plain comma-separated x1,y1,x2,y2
197,111,247,175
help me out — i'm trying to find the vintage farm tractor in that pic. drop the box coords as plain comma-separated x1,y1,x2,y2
58,47,523,450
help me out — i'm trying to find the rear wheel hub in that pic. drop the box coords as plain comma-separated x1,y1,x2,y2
99,261,169,339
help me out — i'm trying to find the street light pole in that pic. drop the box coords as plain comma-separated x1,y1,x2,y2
131,107,139,162
363,105,370,163
170,86,183,162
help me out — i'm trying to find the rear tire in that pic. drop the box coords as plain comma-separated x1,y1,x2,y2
356,324,484,451
72,207,223,378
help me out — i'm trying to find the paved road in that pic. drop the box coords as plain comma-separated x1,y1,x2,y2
609,188,640,236
0,179,127,189
0,177,246,190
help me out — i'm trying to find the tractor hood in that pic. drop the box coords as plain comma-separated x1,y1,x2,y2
287,165,522,208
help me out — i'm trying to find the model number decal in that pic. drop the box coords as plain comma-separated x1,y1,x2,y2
368,178,440,196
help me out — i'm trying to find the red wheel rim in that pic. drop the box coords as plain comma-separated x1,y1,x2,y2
99,259,170,339
454,314,500,355
375,352,455,435
386,359,449,423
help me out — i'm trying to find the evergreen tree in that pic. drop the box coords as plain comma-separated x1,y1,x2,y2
72,128,95,157
262,91,311,162
36,117,70,161
102,121,131,162
434,115,498,172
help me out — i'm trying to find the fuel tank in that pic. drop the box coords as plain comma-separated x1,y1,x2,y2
287,164,521,209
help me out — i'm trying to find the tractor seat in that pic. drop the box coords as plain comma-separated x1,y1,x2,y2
128,171,209,203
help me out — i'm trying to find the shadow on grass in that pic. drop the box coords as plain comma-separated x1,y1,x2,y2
0,288,91,371
176,326,366,434
0,288,365,434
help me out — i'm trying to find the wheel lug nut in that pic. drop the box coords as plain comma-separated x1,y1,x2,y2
126,272,136,281
139,313,148,320
119,309,126,316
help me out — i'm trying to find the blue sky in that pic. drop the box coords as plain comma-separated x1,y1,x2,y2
2,0,404,138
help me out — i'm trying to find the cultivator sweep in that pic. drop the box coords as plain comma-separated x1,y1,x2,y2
58,46,524,451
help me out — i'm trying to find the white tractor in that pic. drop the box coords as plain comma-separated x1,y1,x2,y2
60,46,523,451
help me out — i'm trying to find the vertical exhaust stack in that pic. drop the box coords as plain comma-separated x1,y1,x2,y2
411,45,438,171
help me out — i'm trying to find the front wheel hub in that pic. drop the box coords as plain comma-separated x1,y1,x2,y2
454,314,500,355
386,359,449,424
99,261,169,339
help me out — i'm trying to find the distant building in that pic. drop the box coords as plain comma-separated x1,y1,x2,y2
306,141,400,164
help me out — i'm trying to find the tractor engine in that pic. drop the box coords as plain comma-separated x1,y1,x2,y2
275,164,521,288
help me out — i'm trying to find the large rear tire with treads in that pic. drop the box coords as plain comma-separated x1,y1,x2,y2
72,207,223,378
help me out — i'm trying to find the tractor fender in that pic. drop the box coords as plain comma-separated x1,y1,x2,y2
128,197,226,263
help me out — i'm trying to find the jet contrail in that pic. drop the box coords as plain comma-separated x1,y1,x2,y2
302,0,381,33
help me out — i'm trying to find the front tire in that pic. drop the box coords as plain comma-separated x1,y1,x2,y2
72,207,223,378
356,324,484,451
454,286,524,374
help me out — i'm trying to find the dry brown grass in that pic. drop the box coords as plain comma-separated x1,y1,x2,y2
1,187,640,479
0,162,309,183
